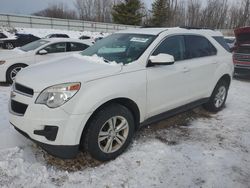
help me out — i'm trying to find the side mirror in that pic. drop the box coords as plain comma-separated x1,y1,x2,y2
149,53,175,65
38,49,48,55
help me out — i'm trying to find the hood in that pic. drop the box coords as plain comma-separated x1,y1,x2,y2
0,48,28,60
234,27,250,45
16,54,122,92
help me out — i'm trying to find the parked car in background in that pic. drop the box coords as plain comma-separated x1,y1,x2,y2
45,34,70,38
224,36,235,50
0,32,8,39
0,38,92,83
1,33,40,49
79,35,95,44
9,27,233,161
233,27,250,74
0,32,8,48
79,35,91,40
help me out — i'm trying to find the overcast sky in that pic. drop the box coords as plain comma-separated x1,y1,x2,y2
1,0,156,14
0,0,232,15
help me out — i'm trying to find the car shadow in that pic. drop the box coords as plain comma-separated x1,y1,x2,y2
234,74,250,82
0,82,10,87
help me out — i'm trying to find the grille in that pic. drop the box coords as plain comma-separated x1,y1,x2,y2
15,83,34,97
234,53,250,63
11,100,28,116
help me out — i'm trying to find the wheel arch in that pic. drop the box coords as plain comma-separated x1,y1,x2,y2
79,97,141,147
217,74,231,87
6,63,28,82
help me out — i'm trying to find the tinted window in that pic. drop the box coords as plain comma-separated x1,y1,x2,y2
20,40,49,52
213,36,230,52
80,36,91,40
185,35,217,59
43,42,67,53
57,34,69,38
70,42,89,51
152,35,185,61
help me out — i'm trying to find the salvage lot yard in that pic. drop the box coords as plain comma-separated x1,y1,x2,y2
0,76,250,188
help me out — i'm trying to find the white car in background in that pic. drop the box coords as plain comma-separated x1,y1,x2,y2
0,38,92,84
224,36,236,50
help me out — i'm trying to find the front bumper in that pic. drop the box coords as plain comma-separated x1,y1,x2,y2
9,85,91,158
12,123,79,159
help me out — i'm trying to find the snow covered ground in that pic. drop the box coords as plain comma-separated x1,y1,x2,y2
0,76,250,188
0,26,109,40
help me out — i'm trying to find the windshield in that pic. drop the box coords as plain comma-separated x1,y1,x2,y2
20,40,49,52
81,33,156,64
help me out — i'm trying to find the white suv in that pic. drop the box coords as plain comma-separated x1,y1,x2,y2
9,27,234,161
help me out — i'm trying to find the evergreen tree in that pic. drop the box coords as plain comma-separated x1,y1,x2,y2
112,0,144,25
150,0,169,27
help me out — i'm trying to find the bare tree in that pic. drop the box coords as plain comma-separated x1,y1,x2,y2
33,3,77,19
75,0,113,22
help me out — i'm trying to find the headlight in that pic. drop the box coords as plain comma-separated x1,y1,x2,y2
36,83,81,108
0,60,6,65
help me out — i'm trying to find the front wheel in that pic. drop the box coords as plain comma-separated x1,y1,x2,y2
203,80,229,112
82,104,135,161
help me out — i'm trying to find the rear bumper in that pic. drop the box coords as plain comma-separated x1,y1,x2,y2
12,123,79,159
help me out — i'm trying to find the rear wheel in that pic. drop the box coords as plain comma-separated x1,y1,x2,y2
203,80,229,112
6,64,27,84
82,104,135,161
5,42,14,49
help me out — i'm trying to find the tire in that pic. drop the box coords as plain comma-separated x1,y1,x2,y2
5,42,14,49
82,104,135,161
203,80,229,112
6,64,27,84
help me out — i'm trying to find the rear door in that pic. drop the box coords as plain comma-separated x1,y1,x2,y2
182,35,218,101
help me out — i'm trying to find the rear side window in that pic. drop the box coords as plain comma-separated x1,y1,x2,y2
43,42,67,53
185,35,217,59
152,35,185,61
70,42,89,51
213,36,230,52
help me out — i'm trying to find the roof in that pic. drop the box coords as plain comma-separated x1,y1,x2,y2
117,27,223,36
42,38,93,46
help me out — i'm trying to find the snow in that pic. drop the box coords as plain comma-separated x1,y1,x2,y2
0,76,250,187
0,26,109,40
73,54,119,65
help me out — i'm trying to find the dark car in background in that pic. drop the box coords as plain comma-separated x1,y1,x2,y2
79,35,91,40
45,34,70,38
233,27,250,74
0,32,8,48
0,32,8,39
1,33,40,49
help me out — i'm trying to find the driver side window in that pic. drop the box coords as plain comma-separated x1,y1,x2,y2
43,43,67,54
153,35,185,61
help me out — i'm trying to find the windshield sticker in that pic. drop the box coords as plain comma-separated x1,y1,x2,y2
130,37,149,43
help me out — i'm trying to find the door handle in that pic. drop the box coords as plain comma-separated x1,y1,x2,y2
182,67,190,73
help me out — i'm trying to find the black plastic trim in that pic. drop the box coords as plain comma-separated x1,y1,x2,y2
34,126,58,141
141,98,209,126
11,123,79,159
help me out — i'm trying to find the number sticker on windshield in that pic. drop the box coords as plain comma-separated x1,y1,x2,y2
130,37,149,43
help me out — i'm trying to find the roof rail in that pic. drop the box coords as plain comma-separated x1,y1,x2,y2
179,26,214,30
